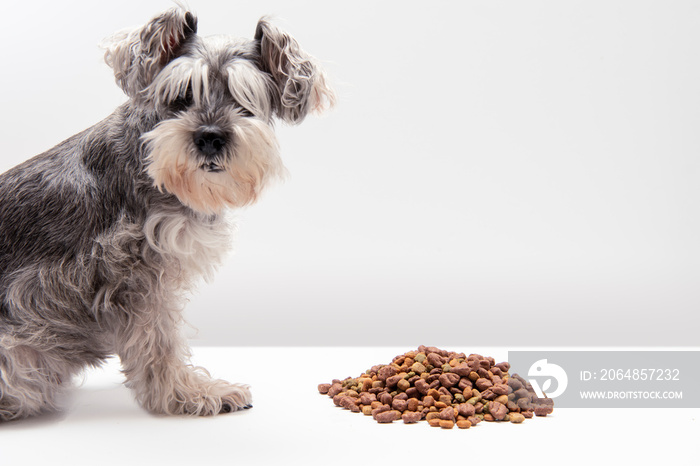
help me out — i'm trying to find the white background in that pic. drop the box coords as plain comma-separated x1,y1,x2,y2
0,0,698,348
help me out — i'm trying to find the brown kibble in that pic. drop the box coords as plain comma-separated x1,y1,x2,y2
375,411,398,423
414,378,430,395
439,372,460,388
362,405,373,415
438,406,455,421
483,414,494,421
458,378,472,391
339,396,357,410
452,363,471,377
534,407,550,417
423,395,435,407
522,410,534,419
488,401,508,421
397,378,411,392
407,398,420,412
434,401,448,409
492,384,509,396
467,415,481,426
428,418,441,427
509,412,525,424
318,383,331,394
379,393,393,405
378,365,397,382
508,378,523,391
456,420,472,429
496,362,511,372
457,403,476,417
372,404,390,419
385,374,402,389
516,397,532,410
391,398,407,411
425,412,440,421
402,411,422,424
439,420,454,429
475,378,493,391
427,353,444,367
327,383,343,398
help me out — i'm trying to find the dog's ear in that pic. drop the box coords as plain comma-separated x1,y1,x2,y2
255,18,335,124
103,8,198,98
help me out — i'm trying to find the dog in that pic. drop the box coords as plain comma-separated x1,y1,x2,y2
0,7,334,420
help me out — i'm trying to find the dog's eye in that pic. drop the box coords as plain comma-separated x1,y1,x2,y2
169,87,194,112
232,100,253,118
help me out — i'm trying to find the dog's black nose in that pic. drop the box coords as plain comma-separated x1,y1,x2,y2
193,129,227,157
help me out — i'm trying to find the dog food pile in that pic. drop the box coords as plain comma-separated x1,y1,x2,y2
318,346,553,429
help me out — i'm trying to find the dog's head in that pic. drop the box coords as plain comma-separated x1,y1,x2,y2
102,8,335,214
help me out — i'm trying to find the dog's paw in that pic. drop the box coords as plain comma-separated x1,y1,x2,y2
218,384,253,414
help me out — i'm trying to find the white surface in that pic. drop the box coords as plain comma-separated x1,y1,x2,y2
0,1,698,346
0,347,697,465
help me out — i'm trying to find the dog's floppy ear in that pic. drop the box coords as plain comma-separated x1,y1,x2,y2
255,18,335,124
103,8,198,98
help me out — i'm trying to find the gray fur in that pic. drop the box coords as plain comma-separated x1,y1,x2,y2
0,7,334,421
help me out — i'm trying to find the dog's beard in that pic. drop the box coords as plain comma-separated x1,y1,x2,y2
143,115,286,214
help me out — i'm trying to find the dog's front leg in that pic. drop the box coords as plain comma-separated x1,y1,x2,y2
114,303,251,416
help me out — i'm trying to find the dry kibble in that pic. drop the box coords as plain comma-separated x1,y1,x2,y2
386,374,402,389
439,419,455,429
488,401,508,421
438,406,455,421
375,411,398,423
475,378,493,391
456,420,472,429
327,383,343,398
379,393,393,405
411,362,427,374
402,411,422,424
377,365,397,382
392,398,408,411
397,378,411,392
458,403,476,418
319,346,553,429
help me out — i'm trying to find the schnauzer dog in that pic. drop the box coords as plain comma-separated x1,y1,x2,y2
0,7,334,420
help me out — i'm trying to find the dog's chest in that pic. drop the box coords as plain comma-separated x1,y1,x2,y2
141,208,232,282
